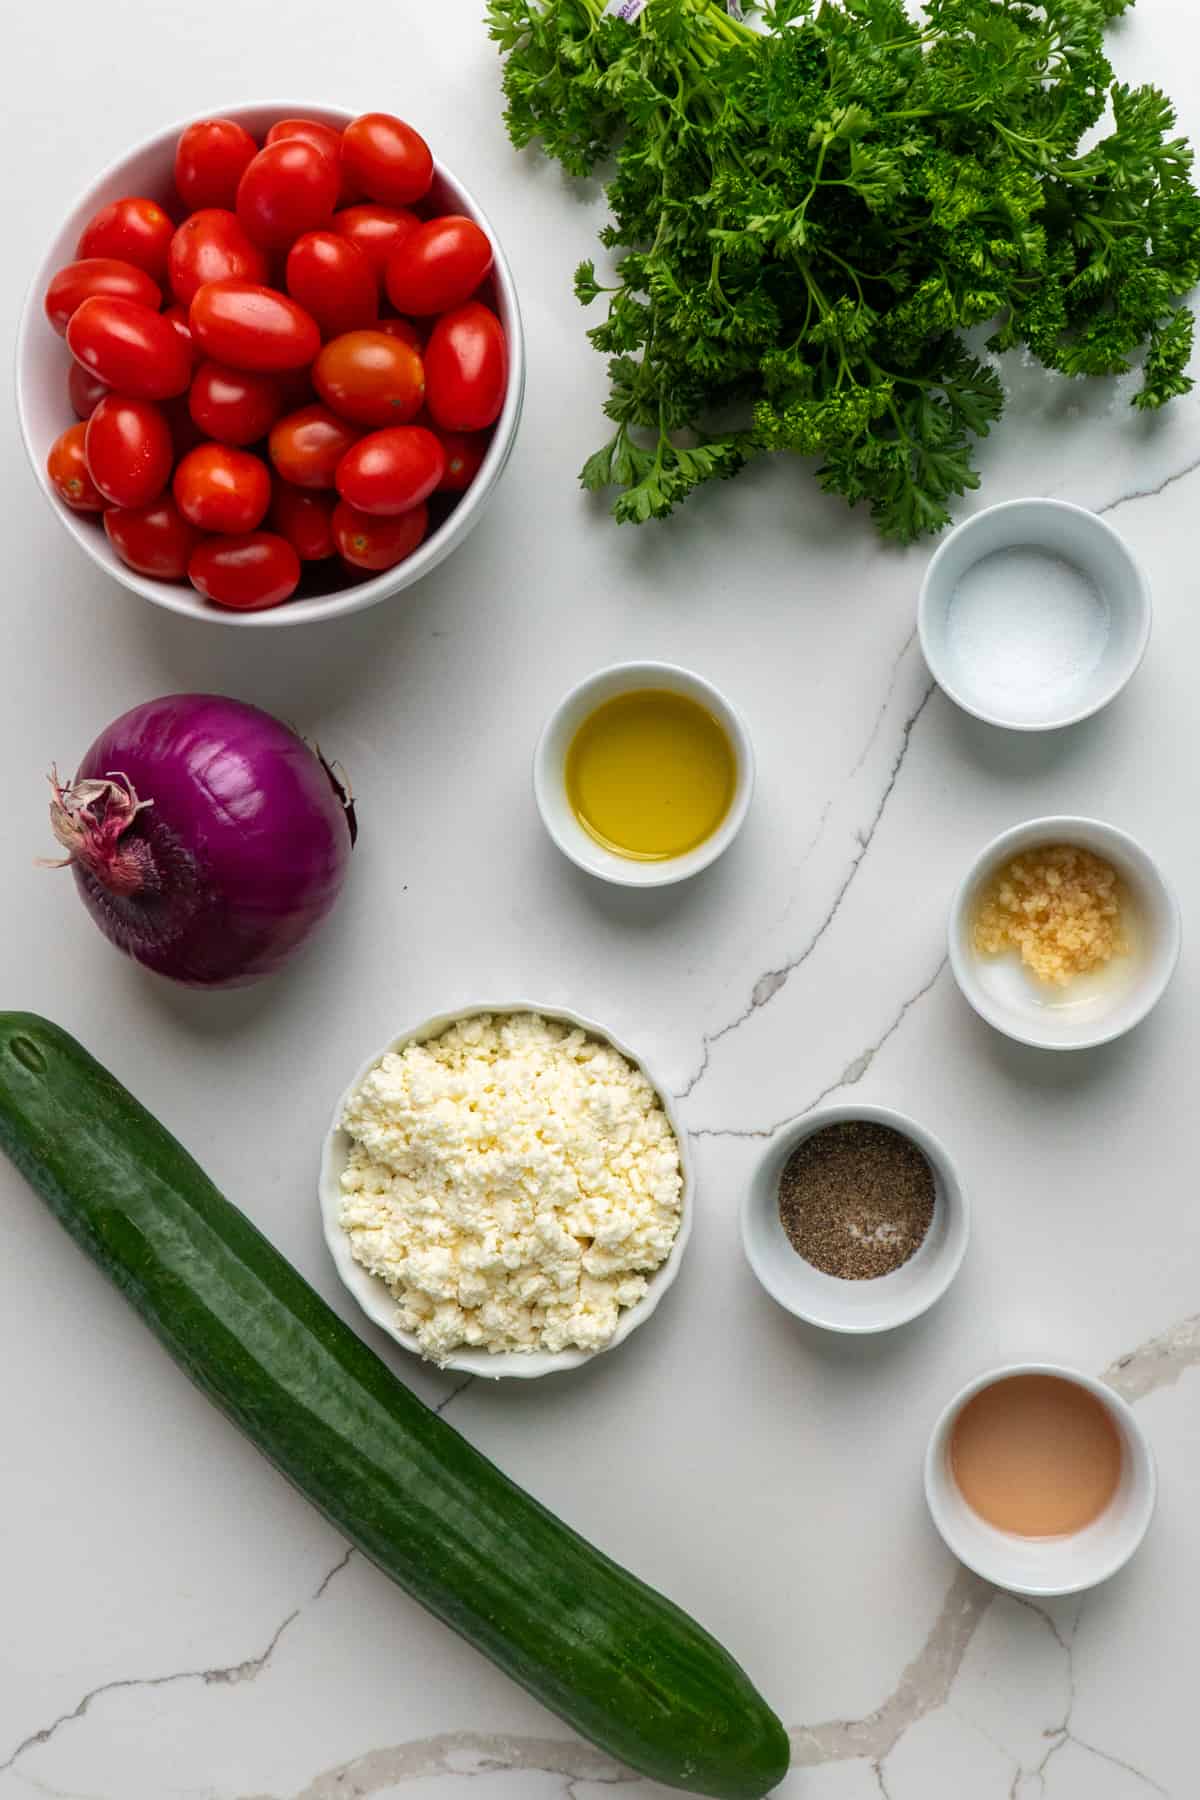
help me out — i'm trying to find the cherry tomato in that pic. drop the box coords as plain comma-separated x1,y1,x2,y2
44,258,161,336
173,443,271,533
341,114,432,207
268,403,361,488
333,498,428,570
77,197,173,281
68,363,109,420
335,425,444,515
236,140,340,251
375,316,424,350
161,302,198,369
285,232,377,337
265,119,354,202
424,301,508,432
175,119,259,211
46,422,105,512
104,497,199,579
84,395,173,509
189,280,320,372
313,329,424,427
167,209,269,307
189,361,283,445
435,428,489,492
188,532,301,609
385,217,494,317
269,480,337,559
66,296,193,399
331,204,419,285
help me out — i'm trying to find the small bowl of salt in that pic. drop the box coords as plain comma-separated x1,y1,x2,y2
918,498,1151,731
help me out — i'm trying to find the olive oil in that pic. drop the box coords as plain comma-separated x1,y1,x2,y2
565,689,736,861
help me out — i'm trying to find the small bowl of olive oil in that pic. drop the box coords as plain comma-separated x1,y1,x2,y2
534,661,755,886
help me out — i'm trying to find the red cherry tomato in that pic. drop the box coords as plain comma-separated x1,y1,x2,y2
313,329,424,427
189,280,320,372
269,480,337,559
164,395,205,461
236,140,340,251
284,232,377,338
265,119,353,202
66,296,193,399
188,532,301,610
342,114,432,207
167,209,269,308
375,316,424,351
173,443,271,533
424,301,508,432
331,205,420,285
435,428,489,492
268,404,361,489
104,497,199,579
189,361,283,445
76,197,173,281
84,395,173,509
175,119,259,212
335,425,444,515
333,498,428,570
44,258,161,336
46,422,105,512
161,302,198,369
68,363,110,420
385,217,494,317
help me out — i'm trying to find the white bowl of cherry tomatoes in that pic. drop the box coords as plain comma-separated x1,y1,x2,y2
17,103,524,623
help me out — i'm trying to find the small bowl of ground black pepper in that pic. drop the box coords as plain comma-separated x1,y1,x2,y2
740,1105,969,1334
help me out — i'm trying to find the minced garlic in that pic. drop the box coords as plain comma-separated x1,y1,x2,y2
973,844,1127,986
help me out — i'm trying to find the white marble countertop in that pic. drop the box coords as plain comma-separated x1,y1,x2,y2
4,2,1200,1796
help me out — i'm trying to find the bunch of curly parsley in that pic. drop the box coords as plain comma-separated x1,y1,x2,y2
487,0,1200,541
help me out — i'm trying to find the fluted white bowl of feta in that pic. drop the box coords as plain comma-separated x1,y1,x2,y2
319,1005,693,1378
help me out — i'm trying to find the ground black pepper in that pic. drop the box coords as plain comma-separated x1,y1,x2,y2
777,1121,935,1280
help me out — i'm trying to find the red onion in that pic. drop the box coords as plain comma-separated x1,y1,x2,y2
47,694,355,988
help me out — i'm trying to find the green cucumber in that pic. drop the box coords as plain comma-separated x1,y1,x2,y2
0,1014,789,1799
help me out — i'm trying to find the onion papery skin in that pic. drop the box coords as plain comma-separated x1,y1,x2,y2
57,695,353,988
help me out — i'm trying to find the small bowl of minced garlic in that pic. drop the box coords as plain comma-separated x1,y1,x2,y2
319,1005,693,1377
949,817,1181,1050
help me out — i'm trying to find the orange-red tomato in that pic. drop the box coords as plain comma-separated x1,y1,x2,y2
424,301,507,432
265,119,354,202
341,114,432,207
168,209,270,307
66,296,193,399
333,498,428,570
435,428,489,492
44,258,161,336
285,232,377,337
335,425,445,515
68,363,109,420
268,403,361,489
384,216,493,316
269,480,337,560
77,197,173,281
84,394,174,508
188,532,301,609
332,204,420,285
47,422,105,512
173,443,271,533
189,280,320,371
104,497,199,579
313,329,424,427
175,119,259,211
236,139,340,250
189,361,283,445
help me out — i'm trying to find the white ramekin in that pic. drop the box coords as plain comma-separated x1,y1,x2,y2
924,1362,1157,1596
533,661,755,888
318,1002,693,1379
16,101,525,628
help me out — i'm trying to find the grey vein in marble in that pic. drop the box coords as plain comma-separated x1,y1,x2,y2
1096,450,1200,519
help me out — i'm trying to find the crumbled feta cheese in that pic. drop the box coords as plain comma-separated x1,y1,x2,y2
338,1012,683,1361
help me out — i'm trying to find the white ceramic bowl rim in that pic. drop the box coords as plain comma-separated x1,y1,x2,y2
16,99,526,628
923,1361,1158,1597
319,1001,694,1378
533,660,756,889
739,1102,970,1335
918,497,1152,731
